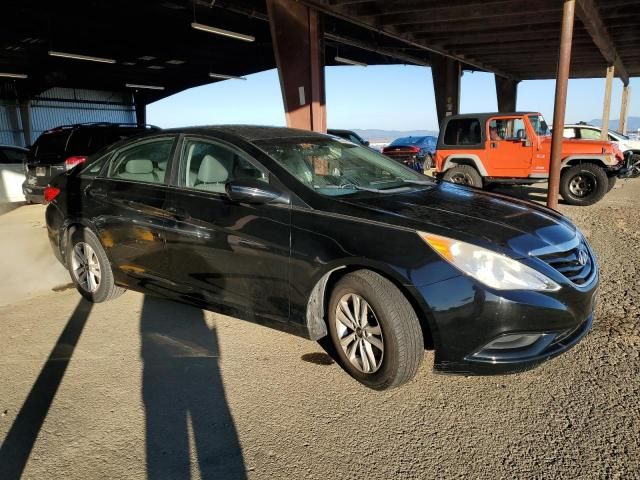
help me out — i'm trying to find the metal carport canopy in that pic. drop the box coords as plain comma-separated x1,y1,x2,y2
2,0,638,100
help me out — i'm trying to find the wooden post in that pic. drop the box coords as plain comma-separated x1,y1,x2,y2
600,65,614,140
619,84,630,135
267,0,326,133
547,0,575,210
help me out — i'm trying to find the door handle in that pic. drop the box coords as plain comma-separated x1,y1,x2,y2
490,142,498,148
166,206,190,221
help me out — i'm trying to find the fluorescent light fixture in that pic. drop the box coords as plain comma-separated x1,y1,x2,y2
166,59,185,65
138,56,156,61
122,61,136,66
334,56,367,67
191,22,255,42
147,65,165,70
125,83,165,91
208,72,246,80
49,50,116,64
0,72,28,79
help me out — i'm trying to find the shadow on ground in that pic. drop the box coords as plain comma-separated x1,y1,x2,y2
0,299,93,480
140,295,246,480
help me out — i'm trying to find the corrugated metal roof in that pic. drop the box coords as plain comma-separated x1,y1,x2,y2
1,88,136,146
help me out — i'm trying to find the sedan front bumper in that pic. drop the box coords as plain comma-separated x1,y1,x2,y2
413,273,597,376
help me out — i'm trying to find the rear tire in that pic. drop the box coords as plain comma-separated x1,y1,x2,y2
559,164,608,206
442,165,483,188
423,153,434,170
327,270,424,390
67,228,125,303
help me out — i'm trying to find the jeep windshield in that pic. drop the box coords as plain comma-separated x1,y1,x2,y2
257,137,431,196
528,115,550,136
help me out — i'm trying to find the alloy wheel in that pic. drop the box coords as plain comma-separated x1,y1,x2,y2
335,293,384,373
450,173,473,185
568,174,596,198
71,242,101,293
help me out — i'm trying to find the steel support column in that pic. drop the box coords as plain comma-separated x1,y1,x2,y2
431,55,461,127
495,76,519,113
547,0,575,210
134,94,146,126
619,84,630,135
267,0,326,133
18,101,31,147
600,65,614,140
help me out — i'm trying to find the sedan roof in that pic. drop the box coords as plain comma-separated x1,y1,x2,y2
164,125,329,142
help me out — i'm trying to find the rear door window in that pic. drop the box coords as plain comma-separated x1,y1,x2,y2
578,128,602,140
443,119,481,146
34,130,71,161
106,138,175,185
66,130,93,154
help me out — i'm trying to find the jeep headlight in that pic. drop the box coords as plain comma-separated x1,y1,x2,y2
418,232,560,291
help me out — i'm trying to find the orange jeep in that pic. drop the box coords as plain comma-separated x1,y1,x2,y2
434,112,626,205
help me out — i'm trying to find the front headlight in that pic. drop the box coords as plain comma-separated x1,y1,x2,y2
418,231,560,291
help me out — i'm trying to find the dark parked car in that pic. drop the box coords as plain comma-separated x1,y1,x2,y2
23,122,159,203
327,128,370,147
383,135,437,171
45,126,597,390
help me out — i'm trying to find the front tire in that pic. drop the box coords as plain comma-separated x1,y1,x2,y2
559,164,608,206
442,165,483,188
327,270,424,390
607,175,617,192
67,228,125,303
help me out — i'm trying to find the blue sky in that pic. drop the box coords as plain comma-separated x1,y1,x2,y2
148,65,639,132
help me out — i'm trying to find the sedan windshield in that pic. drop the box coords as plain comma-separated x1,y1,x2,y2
257,137,431,196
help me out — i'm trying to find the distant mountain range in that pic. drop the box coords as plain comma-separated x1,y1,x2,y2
586,116,640,132
352,129,439,143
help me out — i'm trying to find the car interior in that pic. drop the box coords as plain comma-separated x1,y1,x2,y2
182,140,267,192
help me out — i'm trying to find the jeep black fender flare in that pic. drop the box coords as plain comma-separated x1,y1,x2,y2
441,154,488,176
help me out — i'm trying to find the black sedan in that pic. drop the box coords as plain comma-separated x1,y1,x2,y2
45,126,598,389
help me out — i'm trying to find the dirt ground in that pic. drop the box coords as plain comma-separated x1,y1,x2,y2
0,180,639,479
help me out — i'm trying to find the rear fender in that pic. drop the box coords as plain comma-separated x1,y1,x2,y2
442,154,488,176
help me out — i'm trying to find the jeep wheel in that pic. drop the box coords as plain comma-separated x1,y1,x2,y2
559,164,608,206
442,165,483,188
607,175,617,192
423,153,434,170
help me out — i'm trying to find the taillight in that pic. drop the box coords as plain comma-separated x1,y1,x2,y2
409,146,421,153
65,156,87,170
43,186,61,203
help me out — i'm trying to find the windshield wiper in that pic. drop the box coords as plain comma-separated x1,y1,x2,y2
401,179,433,185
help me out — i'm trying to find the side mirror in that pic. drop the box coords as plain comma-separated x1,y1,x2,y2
225,179,287,205
363,140,370,147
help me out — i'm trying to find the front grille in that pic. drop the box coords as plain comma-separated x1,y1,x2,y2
537,241,594,285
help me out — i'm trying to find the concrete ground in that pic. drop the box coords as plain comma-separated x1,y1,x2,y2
1,181,639,479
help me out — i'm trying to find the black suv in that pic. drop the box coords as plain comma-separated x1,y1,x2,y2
23,123,159,203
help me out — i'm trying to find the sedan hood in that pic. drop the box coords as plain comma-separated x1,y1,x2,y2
336,182,577,258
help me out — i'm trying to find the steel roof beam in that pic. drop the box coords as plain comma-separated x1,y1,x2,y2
576,0,629,84
302,0,519,79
